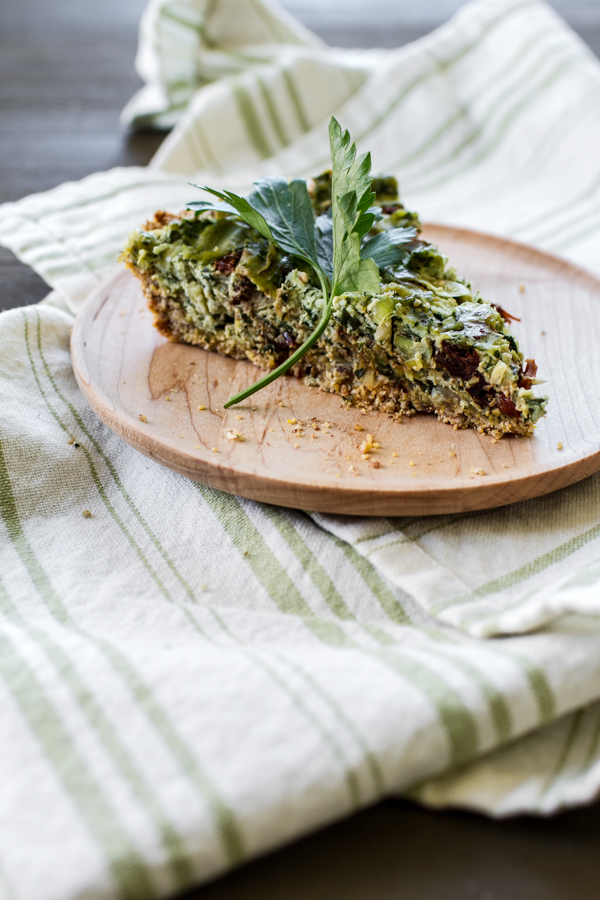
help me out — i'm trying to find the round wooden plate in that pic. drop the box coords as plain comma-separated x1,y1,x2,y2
71,225,600,516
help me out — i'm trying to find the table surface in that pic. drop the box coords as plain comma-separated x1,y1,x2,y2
2,1,600,897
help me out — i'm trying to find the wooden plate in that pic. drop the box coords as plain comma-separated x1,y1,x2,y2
71,225,600,516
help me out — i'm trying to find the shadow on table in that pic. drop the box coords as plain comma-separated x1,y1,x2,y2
182,798,600,900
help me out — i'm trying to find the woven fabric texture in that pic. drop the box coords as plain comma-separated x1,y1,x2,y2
1,1,600,898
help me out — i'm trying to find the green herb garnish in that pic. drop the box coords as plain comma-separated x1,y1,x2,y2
187,117,415,408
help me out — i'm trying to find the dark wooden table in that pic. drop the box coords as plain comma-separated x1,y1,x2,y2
2,1,600,897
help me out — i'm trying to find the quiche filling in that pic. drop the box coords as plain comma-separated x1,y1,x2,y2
121,173,546,436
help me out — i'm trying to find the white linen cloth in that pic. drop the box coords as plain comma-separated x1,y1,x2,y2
1,0,600,897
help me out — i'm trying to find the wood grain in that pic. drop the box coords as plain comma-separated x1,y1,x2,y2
70,225,600,516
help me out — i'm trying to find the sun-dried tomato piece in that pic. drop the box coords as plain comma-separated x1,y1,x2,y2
436,341,480,380
381,205,400,215
496,393,521,419
277,330,297,350
230,276,255,305
467,375,491,408
491,303,521,324
215,251,242,275
143,210,182,231
518,357,538,389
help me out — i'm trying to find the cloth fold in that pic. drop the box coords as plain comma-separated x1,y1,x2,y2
2,1,600,898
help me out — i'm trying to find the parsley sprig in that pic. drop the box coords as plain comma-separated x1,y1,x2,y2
187,117,415,408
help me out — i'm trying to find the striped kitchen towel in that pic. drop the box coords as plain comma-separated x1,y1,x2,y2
1,1,600,898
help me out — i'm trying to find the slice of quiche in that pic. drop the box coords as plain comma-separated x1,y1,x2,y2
121,171,546,437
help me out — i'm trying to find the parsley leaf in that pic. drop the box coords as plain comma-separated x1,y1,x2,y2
187,188,273,242
188,177,318,269
329,117,380,296
315,211,334,280
189,177,332,408
361,226,418,269
187,116,410,408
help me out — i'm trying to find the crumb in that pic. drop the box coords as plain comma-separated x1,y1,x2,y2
541,330,546,336
198,404,205,410
354,424,363,431
449,450,456,458
362,453,370,460
212,447,219,453
360,434,376,453
344,454,351,460
139,414,147,423
471,467,486,476
293,443,299,449
278,401,285,408
82,510,92,518
409,460,416,467
269,427,275,432
335,472,340,479
557,442,563,450
74,443,80,448
165,396,171,401
226,430,245,442
235,415,243,420
410,472,417,477
348,465,358,475
195,445,200,449
311,433,317,440
519,284,526,293
179,435,184,439
119,310,125,316
370,460,381,469
361,410,366,415
392,451,397,458
67,437,75,445
501,464,508,468
287,418,297,425
201,584,208,591
298,271,308,283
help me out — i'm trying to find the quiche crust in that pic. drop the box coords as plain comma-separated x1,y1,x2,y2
121,179,547,437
